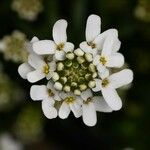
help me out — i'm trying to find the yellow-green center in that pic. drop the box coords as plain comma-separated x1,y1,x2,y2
101,78,109,87
43,64,49,74
99,56,107,65
65,96,75,104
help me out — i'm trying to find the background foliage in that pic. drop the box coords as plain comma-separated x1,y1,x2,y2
0,0,150,149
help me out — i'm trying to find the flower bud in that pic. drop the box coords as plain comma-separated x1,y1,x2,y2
60,77,67,84
74,89,81,95
74,48,84,56
89,63,96,72
85,53,93,62
64,85,71,92
65,60,72,67
66,52,75,60
77,56,85,64
54,82,63,91
71,82,77,88
88,80,96,88
79,84,87,91
52,72,59,81
92,72,97,78
57,62,64,71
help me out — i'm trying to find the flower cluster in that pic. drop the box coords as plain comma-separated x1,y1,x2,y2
0,31,29,63
11,0,43,21
18,15,133,126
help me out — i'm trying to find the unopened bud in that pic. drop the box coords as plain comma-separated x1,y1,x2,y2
74,89,81,95
85,53,93,62
65,60,72,67
74,48,84,56
79,84,87,91
66,52,75,60
60,77,67,84
52,72,59,81
57,62,64,71
77,56,85,64
64,85,71,92
71,82,77,88
54,82,63,91
88,80,96,88
92,72,97,78
89,63,96,72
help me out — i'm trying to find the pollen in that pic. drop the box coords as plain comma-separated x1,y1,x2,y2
84,97,92,104
88,42,96,49
101,78,109,87
47,89,54,97
65,96,75,104
57,43,64,51
43,64,49,74
99,56,107,65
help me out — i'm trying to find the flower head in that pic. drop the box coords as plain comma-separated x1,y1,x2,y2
18,14,133,126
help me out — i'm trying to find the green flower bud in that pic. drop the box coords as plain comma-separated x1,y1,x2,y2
88,80,96,88
85,53,93,62
64,85,71,92
74,48,84,56
79,84,87,91
74,89,81,95
66,52,75,60
77,56,85,64
57,62,64,71
52,72,59,81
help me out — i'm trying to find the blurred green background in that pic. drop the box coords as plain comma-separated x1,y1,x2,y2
0,0,150,150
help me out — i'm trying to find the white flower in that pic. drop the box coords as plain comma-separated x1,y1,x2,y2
27,53,56,83
93,69,133,110
80,89,112,126
33,19,74,60
58,92,82,119
80,14,121,56
0,134,23,150
93,35,124,75
30,82,60,119
18,36,39,79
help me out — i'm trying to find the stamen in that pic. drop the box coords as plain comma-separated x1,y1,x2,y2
43,64,49,74
47,89,54,97
99,56,107,65
57,43,64,51
65,96,75,104
101,78,109,87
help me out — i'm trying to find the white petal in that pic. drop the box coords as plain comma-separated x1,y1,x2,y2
63,42,74,53
18,63,33,79
112,38,121,52
109,69,133,89
30,85,48,100
33,40,55,55
49,61,56,72
80,41,92,53
107,53,124,68
81,89,93,100
70,102,82,118
102,35,116,56
55,50,65,60
27,70,45,83
98,68,109,79
93,96,113,112
53,19,67,44
86,14,101,42
97,63,107,75
42,99,57,119
31,36,39,43
28,54,45,69
82,102,97,126
59,102,70,119
92,79,102,92
93,55,100,65
94,29,118,50
102,87,122,111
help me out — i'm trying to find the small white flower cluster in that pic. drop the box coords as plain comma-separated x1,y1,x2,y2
18,15,133,126
11,0,43,21
0,30,29,63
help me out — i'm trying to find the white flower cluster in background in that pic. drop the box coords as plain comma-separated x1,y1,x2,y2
18,15,133,126
0,133,23,150
0,30,29,63
11,0,43,21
